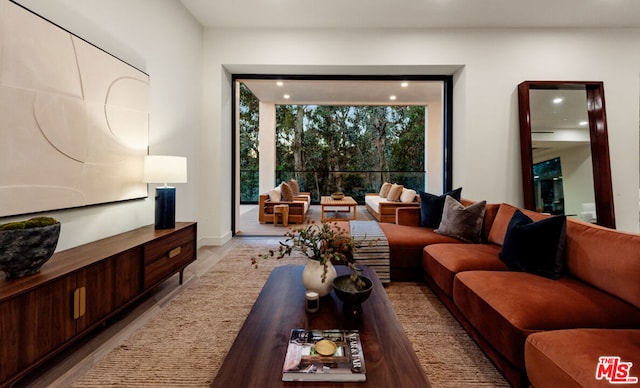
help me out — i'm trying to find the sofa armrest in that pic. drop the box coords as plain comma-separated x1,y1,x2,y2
396,207,421,226
294,192,311,203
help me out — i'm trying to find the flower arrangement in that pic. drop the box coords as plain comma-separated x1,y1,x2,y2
252,220,366,289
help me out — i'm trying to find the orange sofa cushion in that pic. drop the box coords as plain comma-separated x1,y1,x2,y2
526,329,640,388
422,243,507,297
453,271,640,370
565,219,640,310
378,223,462,272
487,203,550,246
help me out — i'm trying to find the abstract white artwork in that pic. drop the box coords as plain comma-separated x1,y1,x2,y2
0,0,149,217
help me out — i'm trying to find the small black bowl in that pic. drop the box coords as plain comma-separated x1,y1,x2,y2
0,223,61,279
333,275,373,318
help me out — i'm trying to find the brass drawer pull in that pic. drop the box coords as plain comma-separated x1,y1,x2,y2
73,287,86,319
168,247,182,258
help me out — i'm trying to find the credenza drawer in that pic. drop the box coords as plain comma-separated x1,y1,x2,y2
143,225,196,289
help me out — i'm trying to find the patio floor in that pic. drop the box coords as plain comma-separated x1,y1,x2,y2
238,204,377,236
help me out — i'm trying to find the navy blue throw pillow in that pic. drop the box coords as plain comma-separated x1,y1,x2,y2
418,187,462,228
499,210,567,280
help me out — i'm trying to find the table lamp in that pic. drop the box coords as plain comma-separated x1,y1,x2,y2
143,155,187,229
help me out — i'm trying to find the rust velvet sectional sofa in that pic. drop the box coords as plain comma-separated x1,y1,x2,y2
354,200,640,387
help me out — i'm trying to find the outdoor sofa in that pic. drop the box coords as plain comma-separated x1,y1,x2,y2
258,180,310,225
364,183,420,223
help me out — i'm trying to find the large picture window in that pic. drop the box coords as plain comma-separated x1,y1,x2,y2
233,75,452,231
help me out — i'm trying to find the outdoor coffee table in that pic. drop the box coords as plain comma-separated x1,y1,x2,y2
321,196,358,222
211,265,431,387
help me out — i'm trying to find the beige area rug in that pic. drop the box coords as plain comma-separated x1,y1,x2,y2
71,242,509,387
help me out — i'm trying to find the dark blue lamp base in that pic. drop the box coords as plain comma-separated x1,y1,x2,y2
155,186,176,229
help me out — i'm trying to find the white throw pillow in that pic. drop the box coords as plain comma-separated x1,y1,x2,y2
400,188,417,203
268,186,281,202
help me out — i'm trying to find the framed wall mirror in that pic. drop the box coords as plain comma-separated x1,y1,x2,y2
517,81,615,229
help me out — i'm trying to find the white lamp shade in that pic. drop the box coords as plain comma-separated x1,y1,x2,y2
143,155,187,184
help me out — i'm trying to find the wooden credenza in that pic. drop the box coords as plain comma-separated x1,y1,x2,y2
0,222,197,387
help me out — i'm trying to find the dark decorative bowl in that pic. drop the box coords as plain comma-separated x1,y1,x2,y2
333,274,373,318
0,223,61,279
330,192,345,200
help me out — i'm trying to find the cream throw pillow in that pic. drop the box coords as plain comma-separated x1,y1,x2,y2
400,188,417,203
387,184,404,202
268,186,281,202
379,182,392,198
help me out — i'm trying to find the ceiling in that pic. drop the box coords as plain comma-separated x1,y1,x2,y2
183,0,640,105
240,79,443,105
530,89,591,155
182,0,636,119
180,0,640,29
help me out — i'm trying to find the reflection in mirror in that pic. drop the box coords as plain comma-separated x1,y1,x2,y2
529,89,596,221
518,81,615,229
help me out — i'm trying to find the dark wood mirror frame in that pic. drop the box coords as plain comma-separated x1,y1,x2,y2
517,81,616,229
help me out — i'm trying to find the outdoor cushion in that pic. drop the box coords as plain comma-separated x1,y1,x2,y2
288,179,300,196
387,184,404,201
379,182,392,197
399,188,417,203
268,186,281,201
280,182,294,201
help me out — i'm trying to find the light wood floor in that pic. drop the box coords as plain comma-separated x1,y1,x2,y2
17,238,277,387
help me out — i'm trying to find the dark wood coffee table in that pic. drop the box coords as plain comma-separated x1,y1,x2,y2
211,265,431,387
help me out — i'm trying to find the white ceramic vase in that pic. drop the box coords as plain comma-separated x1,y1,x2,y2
302,259,337,297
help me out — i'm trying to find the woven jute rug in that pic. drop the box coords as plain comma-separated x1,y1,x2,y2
71,242,508,387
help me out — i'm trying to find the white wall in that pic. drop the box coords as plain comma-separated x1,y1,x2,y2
4,5,638,251
561,145,596,218
202,27,640,240
258,102,277,194
8,0,203,250
426,98,444,194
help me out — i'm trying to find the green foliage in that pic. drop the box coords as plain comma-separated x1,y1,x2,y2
533,157,563,180
0,217,59,231
240,83,260,202
239,83,426,203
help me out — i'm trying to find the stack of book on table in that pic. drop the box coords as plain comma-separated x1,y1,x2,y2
282,329,366,382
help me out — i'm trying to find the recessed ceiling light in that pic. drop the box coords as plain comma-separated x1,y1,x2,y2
553,97,563,104
401,82,409,88
283,94,290,99
579,121,588,126
276,81,284,87
389,95,397,100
